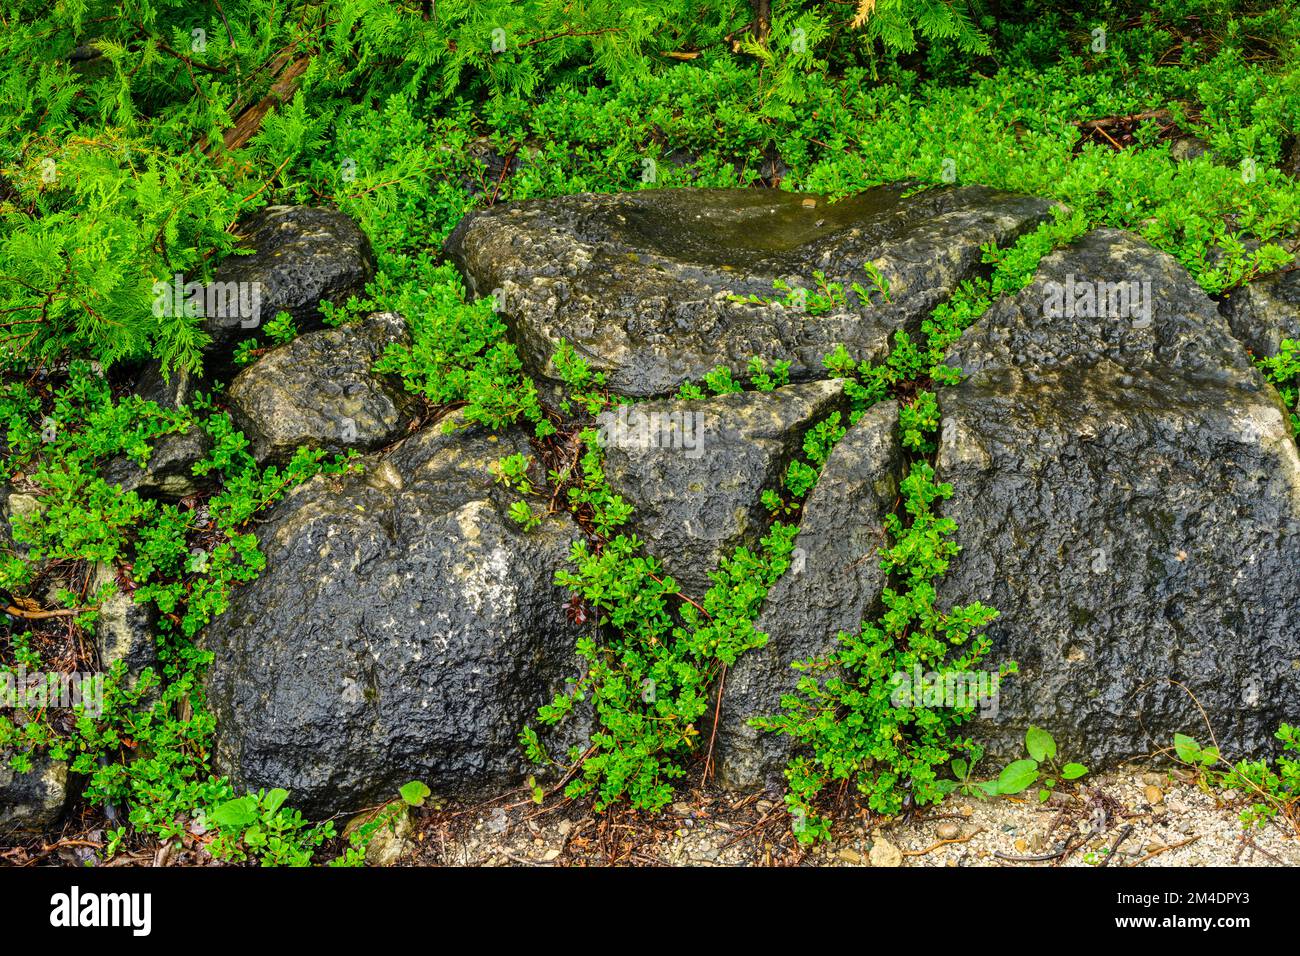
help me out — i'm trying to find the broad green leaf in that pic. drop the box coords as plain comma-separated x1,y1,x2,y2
951,758,968,778
1025,725,1056,762
263,788,289,815
210,795,259,828
1173,733,1201,763
1061,762,1088,780
996,759,1039,794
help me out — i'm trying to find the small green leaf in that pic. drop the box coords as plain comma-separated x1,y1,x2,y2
1038,788,1051,803
951,758,968,778
399,780,431,807
263,788,289,815
1173,733,1201,763
210,795,259,828
1061,762,1088,780
1025,725,1056,762
996,759,1040,795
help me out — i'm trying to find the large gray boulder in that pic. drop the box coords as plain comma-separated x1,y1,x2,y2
446,186,1055,398
937,228,1300,767
601,380,845,597
202,416,581,816
715,401,902,790
226,311,417,465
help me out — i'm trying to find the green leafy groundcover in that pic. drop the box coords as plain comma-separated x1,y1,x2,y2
1,0,1299,863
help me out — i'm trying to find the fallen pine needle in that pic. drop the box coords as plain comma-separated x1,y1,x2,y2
1128,834,1200,867
902,828,985,857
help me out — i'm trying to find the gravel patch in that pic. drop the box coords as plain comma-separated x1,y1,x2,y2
402,769,1299,867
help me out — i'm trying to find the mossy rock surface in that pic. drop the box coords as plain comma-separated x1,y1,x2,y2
445,185,1056,399
938,228,1300,766
203,414,581,816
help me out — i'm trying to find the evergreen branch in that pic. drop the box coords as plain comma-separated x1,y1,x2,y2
517,27,624,49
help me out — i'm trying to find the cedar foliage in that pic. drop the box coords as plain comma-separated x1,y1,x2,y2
0,0,1016,374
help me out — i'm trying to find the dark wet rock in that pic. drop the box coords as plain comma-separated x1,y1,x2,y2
102,425,212,501
661,149,702,183
937,227,1300,767
0,755,69,835
601,380,846,596
445,186,1055,398
756,152,791,188
133,359,197,411
715,401,902,790
0,489,11,553
206,205,376,369
226,311,417,465
1220,265,1300,359
106,357,211,502
202,415,581,815
110,206,381,487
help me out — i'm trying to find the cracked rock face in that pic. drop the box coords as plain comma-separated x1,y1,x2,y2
185,190,1300,813
445,186,1055,398
1220,264,1300,360
102,424,213,501
601,380,846,597
110,209,383,491
202,416,581,816
715,401,903,790
226,311,417,465
104,362,214,502
937,228,1300,767
207,205,377,368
